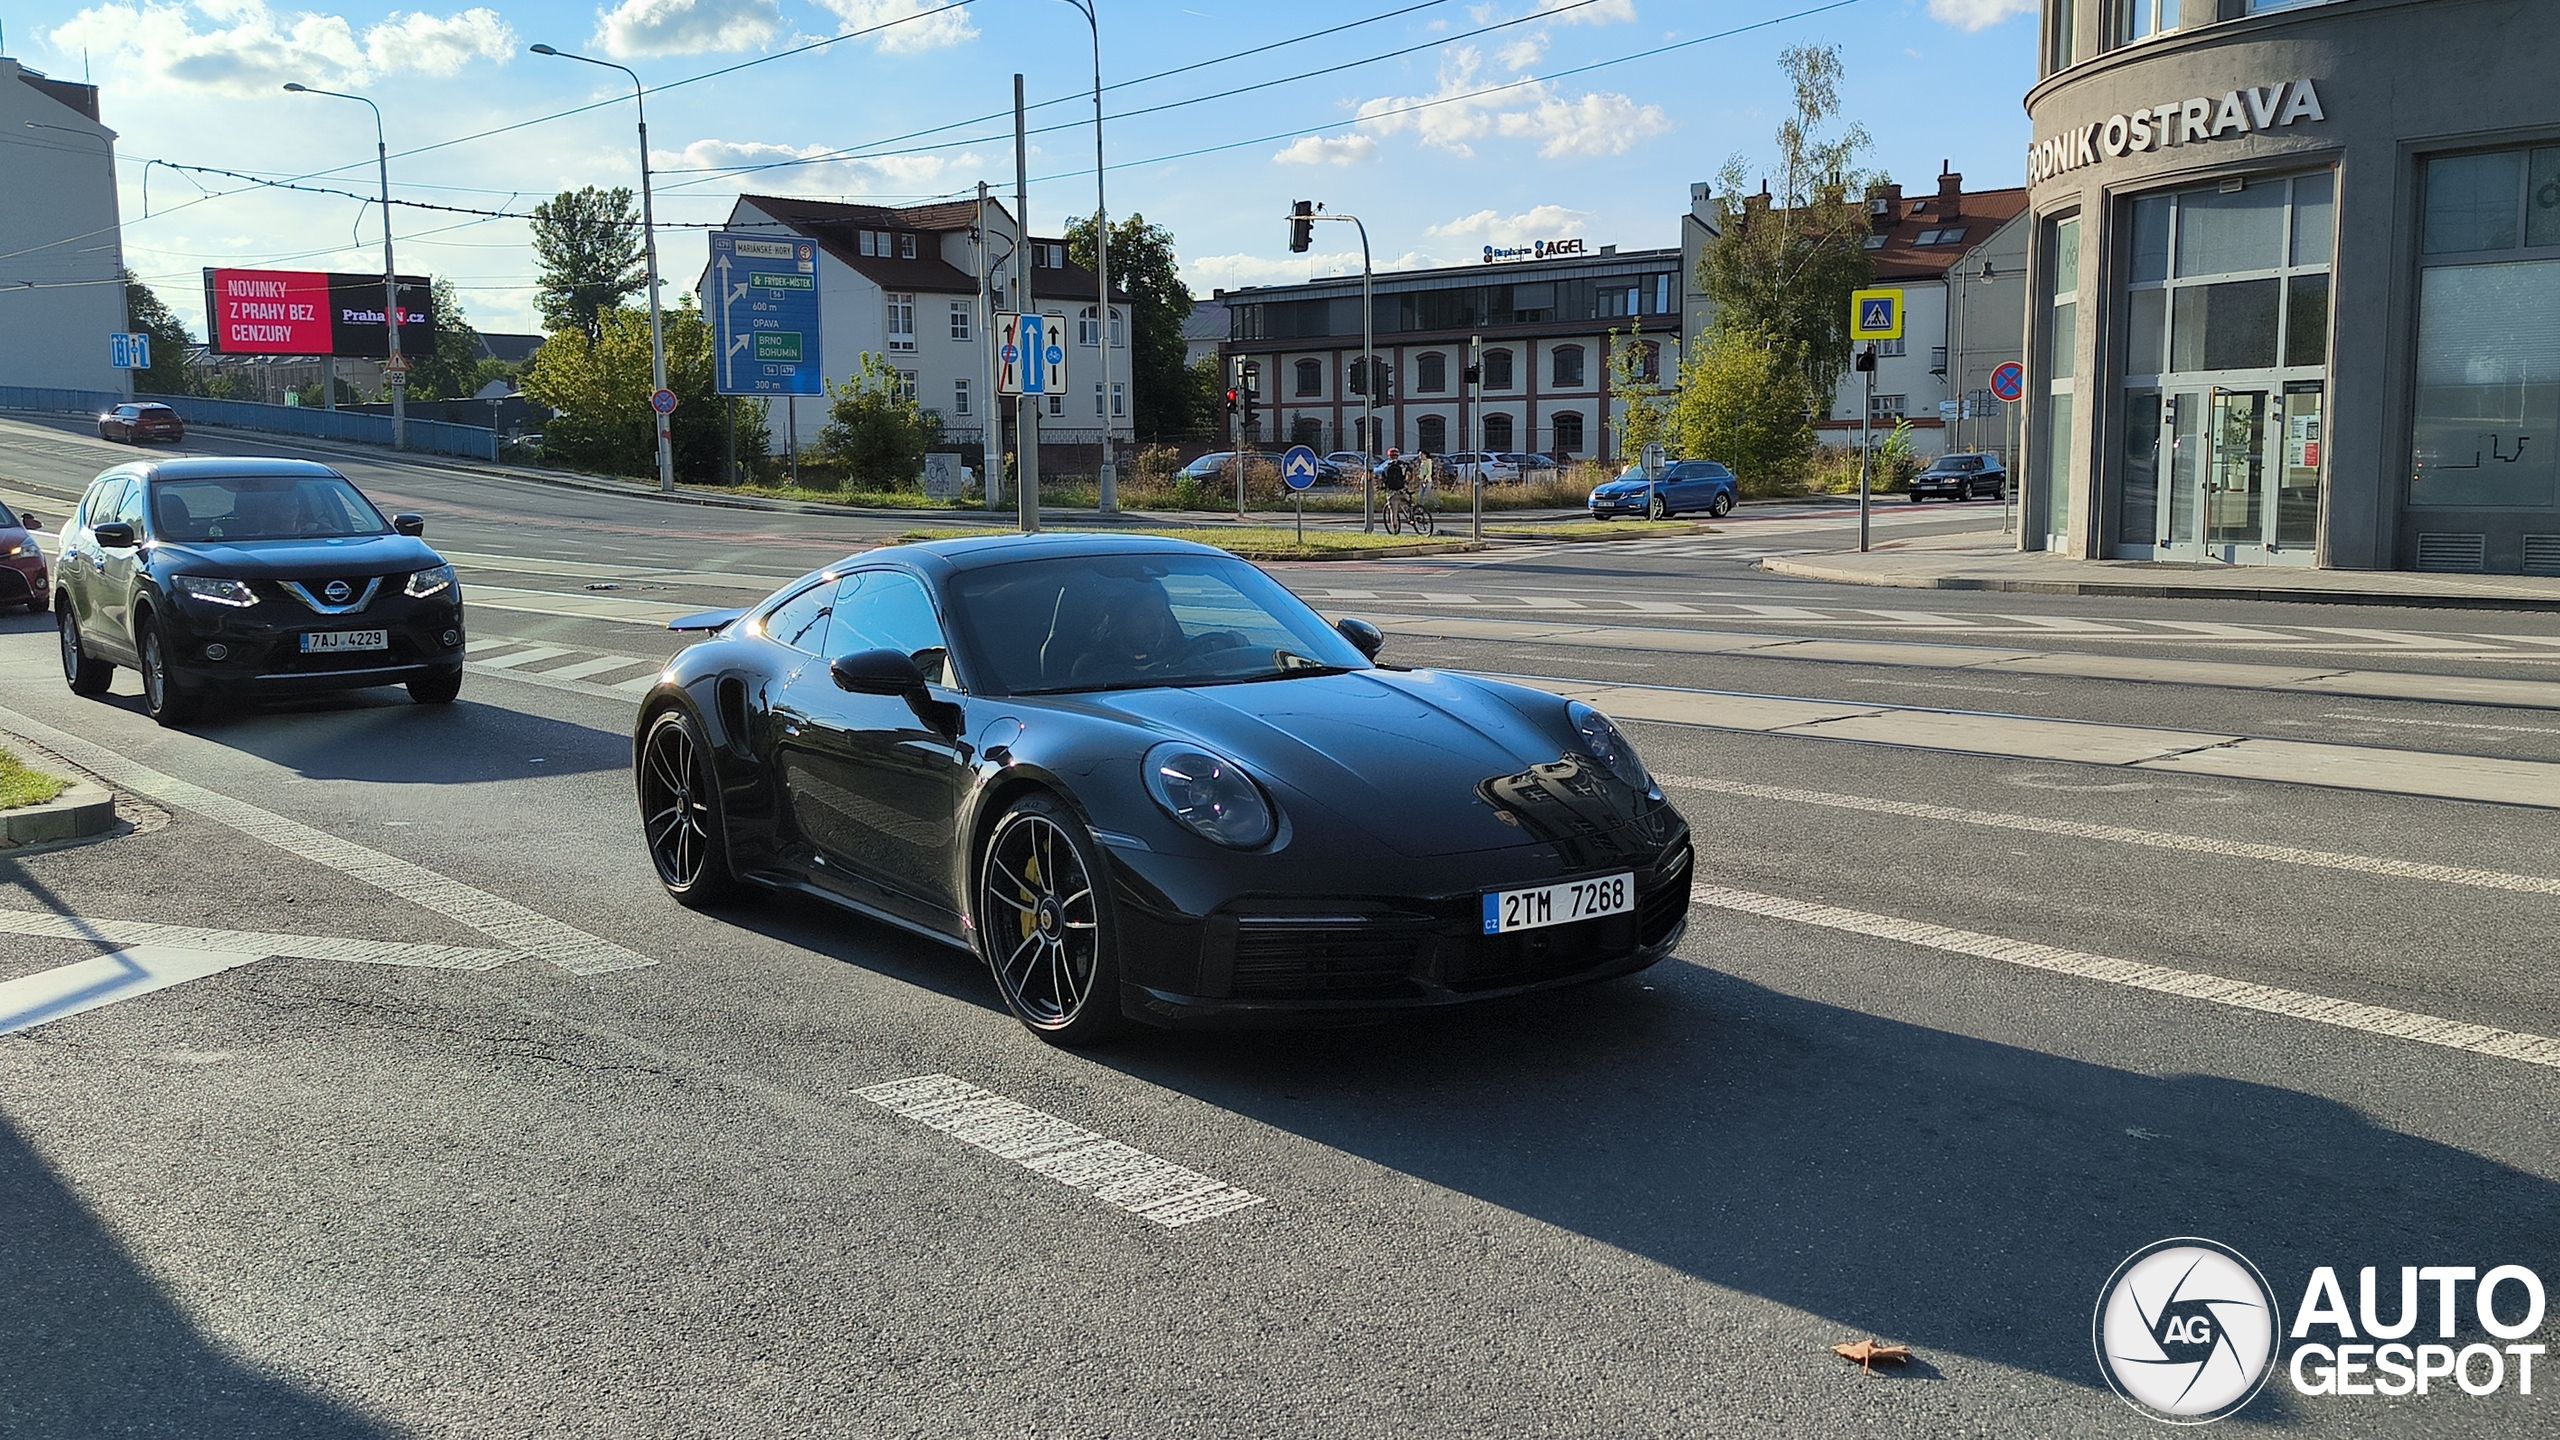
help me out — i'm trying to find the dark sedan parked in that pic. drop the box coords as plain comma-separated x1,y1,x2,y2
1909,452,2007,502
98,403,185,444
1,501,48,614
54,458,466,725
634,534,1693,1045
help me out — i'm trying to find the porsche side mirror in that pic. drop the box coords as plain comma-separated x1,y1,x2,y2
91,521,136,549
392,514,426,537
1334,616,1384,659
832,648,929,697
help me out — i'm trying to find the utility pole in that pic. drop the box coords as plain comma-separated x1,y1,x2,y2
1469,332,1484,544
1014,74,1040,534
975,182,1000,508
1289,203,1375,530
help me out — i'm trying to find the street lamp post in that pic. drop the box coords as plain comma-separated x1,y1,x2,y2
1054,0,1116,514
282,84,401,446
531,44,674,494
1293,208,1374,530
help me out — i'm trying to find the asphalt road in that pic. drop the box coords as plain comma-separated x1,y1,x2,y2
3,417,2555,1438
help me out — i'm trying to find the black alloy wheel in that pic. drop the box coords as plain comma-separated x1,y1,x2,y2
409,666,463,705
979,794,1121,1045
58,606,113,696
1648,492,1670,521
139,618,201,727
639,708,740,907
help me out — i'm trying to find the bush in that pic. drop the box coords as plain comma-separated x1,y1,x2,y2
814,353,941,489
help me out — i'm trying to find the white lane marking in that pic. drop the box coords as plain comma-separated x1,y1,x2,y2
1661,775,2560,896
1617,600,1698,614
1514,596,1586,610
0,706,653,975
0,908,519,968
1,945,259,1036
471,645,574,671
2323,710,2560,737
857,1074,1267,1228
462,584,701,627
538,654,656,682
1692,886,2560,1071
612,671,664,694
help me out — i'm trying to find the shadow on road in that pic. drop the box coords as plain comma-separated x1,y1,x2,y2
0,1114,387,1437
1098,960,2560,1401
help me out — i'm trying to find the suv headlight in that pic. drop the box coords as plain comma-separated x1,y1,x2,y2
1143,743,1276,849
1569,701,1659,799
405,564,456,599
173,574,257,607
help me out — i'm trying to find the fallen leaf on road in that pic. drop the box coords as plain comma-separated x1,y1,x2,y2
1832,1338,1913,1374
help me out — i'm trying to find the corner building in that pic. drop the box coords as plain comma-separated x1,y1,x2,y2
2024,0,2560,573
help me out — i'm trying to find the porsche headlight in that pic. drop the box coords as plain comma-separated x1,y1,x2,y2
405,564,456,599
1569,701,1658,798
1143,743,1275,849
173,574,258,607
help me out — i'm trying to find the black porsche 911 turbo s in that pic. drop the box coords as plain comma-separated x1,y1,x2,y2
633,533,1693,1044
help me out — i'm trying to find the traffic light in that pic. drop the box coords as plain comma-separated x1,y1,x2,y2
1855,345,1878,373
1223,387,1239,416
1242,388,1261,432
1462,363,1482,386
1289,200,1314,254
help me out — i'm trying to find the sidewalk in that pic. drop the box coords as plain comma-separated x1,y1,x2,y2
1761,531,2560,612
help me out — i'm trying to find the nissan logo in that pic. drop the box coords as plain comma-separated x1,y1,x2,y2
324,580,352,603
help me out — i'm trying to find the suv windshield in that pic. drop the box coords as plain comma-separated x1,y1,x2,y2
149,473,390,542
945,552,1372,695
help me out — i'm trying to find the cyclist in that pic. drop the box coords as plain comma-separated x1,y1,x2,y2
1379,448,1409,495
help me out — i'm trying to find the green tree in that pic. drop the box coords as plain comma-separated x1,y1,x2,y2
520,300,767,480
1665,327,1818,495
530,186,646,343
402,276,493,400
123,271,196,396
814,351,941,489
1062,212,1193,440
1608,324,1670,462
1701,44,1877,402
1184,354,1226,435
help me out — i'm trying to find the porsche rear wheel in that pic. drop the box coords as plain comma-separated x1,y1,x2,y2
639,708,740,907
979,795,1122,1045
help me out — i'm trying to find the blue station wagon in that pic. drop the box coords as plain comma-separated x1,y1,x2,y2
1589,461,1738,520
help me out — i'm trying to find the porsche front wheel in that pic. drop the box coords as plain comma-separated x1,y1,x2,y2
639,708,740,907
979,795,1123,1045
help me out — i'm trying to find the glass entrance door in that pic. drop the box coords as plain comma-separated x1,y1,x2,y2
2206,389,2269,555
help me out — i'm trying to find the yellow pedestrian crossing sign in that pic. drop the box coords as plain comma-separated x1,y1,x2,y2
1851,288,1905,342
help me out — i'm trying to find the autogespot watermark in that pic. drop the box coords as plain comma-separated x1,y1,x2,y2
2095,1238,2549,1424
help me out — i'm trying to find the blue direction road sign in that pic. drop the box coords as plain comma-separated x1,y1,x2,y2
1990,361,2026,403
1282,445,1321,492
109,332,150,369
711,231,822,397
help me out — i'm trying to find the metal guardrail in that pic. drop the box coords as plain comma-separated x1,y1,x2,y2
0,385,499,460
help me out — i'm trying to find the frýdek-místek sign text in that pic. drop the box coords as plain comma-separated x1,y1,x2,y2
2030,78,2326,187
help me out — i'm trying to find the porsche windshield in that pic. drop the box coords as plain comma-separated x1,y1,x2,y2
150,474,391,542
946,553,1373,695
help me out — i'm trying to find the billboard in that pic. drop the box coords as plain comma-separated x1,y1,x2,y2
203,268,436,358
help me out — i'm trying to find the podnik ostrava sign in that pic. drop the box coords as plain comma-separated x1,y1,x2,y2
2030,78,2327,188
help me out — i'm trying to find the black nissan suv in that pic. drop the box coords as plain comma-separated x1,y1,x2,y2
53,458,466,726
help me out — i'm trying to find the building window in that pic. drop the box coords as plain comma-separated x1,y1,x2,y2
1077,306,1101,347
1869,394,1907,421
1877,337,1907,358
1638,341,1661,382
1294,359,1322,397
2107,0,2185,50
953,378,971,417
1482,349,1514,389
895,369,918,403
886,293,915,351
1552,345,1585,387
2043,0,2077,77
1553,411,1584,456
1656,274,1673,314
1047,393,1063,416
1094,382,1105,416
1290,415,1322,448
949,303,971,341
1417,414,1447,452
1112,382,1125,419
1111,308,1124,347
2411,145,2560,511
1483,413,1515,450
899,233,917,260
2043,213,2082,548
1417,352,1447,393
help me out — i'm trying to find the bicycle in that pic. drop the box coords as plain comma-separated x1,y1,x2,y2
1383,485,1435,537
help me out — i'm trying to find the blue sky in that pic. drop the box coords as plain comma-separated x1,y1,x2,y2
5,0,2042,337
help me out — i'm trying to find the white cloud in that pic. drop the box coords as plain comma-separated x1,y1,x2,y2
1538,0,1637,24
805,0,978,54
595,0,781,58
1347,44,1666,160
1495,88,1668,157
1495,34,1547,70
1428,204,1594,245
662,137,952,196
49,1,514,95
1927,0,2035,31
1272,133,1377,167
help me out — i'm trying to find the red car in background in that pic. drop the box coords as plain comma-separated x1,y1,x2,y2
99,402,185,443
1,501,49,614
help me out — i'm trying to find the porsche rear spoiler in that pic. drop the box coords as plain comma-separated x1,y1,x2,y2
667,606,747,634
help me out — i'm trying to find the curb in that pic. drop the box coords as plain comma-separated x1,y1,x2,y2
0,781,115,848
1758,556,2560,613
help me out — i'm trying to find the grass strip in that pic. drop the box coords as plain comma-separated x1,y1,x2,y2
0,748,69,811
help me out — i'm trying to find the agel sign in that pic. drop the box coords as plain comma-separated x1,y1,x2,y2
1483,237,1587,263
201,268,436,358
2030,78,2327,187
